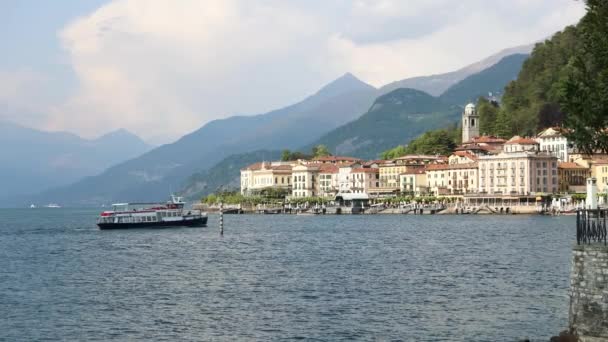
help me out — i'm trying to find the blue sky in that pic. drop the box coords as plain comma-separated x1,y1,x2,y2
0,0,586,144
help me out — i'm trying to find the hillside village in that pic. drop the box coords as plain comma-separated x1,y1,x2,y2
239,103,607,207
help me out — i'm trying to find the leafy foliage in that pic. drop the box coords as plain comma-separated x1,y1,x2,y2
559,0,608,154
495,26,581,137
477,97,499,135
280,144,332,161
380,125,461,159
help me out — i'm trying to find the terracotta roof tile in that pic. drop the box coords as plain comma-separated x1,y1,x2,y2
558,162,588,169
505,136,539,145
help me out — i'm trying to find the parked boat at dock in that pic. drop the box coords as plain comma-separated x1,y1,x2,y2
96,195,207,229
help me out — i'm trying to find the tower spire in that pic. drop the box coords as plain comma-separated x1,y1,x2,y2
462,103,479,143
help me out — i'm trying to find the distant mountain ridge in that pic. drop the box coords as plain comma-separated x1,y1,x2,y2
0,122,151,200
14,44,532,207
380,43,533,96
16,74,379,206
307,53,529,159
177,52,530,199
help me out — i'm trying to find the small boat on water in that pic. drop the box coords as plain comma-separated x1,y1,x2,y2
96,195,207,229
30,204,36,208
45,203,61,208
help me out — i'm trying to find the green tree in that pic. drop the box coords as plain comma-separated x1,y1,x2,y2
380,125,461,158
312,144,331,158
381,145,407,159
477,97,499,135
494,110,514,138
281,149,291,161
559,0,608,154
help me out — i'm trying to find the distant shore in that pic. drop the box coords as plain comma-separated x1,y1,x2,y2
194,203,561,216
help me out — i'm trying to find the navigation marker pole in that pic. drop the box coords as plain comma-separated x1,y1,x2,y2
219,202,224,236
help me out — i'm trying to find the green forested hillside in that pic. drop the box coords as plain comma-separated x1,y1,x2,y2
380,125,461,159
439,54,529,105
482,26,581,137
307,88,460,159
307,53,527,159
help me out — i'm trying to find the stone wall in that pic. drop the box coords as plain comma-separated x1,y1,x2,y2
569,244,608,341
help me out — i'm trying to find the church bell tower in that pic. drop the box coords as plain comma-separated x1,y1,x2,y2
462,103,479,143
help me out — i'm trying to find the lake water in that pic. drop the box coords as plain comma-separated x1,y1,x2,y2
0,209,575,341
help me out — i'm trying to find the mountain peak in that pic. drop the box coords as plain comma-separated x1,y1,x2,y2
95,128,151,147
314,72,376,100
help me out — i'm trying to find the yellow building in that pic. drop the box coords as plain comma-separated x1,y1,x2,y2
399,170,428,196
379,155,440,193
558,162,590,193
592,160,608,194
240,162,293,195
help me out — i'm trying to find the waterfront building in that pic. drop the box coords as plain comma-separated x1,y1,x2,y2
350,167,380,195
558,162,590,193
337,162,361,194
291,164,319,198
317,164,339,197
379,155,441,194
399,169,428,196
476,136,558,196
536,127,570,162
240,161,294,195
462,103,480,143
591,160,608,195
426,152,478,196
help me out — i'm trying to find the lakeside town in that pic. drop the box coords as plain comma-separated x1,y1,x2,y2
229,103,607,214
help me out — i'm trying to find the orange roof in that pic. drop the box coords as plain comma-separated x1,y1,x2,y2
271,165,292,171
505,136,539,145
241,162,264,171
453,151,478,160
318,164,339,173
558,162,588,170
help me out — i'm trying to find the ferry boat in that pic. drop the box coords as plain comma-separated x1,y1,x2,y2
96,195,207,229
45,203,61,208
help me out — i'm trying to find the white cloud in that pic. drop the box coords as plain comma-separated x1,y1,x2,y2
2,0,587,143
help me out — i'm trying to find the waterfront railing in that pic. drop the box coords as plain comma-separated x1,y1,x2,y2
576,209,608,245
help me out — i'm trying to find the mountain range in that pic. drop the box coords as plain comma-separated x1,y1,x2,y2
0,122,151,199
308,53,529,159
176,53,529,200
10,45,532,207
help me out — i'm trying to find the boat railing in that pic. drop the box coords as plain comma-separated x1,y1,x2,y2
576,209,608,245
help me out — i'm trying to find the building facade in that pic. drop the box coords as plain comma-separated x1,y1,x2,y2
240,162,293,195
592,160,608,195
536,127,570,162
399,170,428,196
351,167,380,195
558,162,590,193
291,164,319,198
477,137,558,195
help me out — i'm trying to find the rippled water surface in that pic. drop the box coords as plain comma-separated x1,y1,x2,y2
0,209,575,341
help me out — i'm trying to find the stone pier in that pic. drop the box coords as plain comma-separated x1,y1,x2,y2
569,244,608,341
